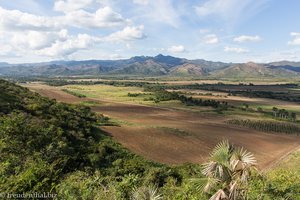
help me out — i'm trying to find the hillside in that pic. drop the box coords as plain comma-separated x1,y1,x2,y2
211,62,300,78
267,61,300,73
110,59,168,76
169,63,208,76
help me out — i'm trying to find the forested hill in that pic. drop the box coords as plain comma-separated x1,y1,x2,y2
0,79,198,199
0,79,99,192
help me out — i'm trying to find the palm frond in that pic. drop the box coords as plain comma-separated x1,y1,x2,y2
202,161,218,176
132,185,162,200
230,147,256,184
209,189,228,200
228,181,239,200
231,147,257,168
190,177,220,193
210,140,231,167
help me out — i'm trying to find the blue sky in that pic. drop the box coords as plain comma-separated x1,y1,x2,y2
0,0,300,63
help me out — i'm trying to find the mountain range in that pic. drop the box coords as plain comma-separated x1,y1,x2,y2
1,54,300,78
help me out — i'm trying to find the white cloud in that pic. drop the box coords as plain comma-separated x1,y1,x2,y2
0,7,61,31
199,29,210,34
64,6,128,28
203,34,219,44
54,0,95,13
105,25,146,42
246,50,300,63
224,46,249,53
37,34,100,57
0,5,129,30
109,53,123,59
167,45,185,53
0,45,20,57
10,30,68,50
153,0,181,28
195,0,269,24
0,5,146,60
134,0,181,28
290,32,300,36
132,0,149,5
288,32,300,45
233,35,261,43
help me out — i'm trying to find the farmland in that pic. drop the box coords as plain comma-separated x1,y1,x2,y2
22,79,300,169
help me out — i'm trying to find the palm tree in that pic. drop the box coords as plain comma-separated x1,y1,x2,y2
132,185,162,200
192,140,256,200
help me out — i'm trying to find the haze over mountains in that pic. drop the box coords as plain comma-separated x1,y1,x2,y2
1,54,300,78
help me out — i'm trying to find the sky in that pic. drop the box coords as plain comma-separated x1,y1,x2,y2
0,0,300,63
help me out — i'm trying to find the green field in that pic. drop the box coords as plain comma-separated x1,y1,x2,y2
62,84,215,112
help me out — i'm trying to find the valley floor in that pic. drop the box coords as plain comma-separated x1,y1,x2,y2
23,82,300,169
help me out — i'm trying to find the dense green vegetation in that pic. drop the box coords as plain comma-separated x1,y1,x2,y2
1,79,299,199
227,119,300,135
143,85,229,109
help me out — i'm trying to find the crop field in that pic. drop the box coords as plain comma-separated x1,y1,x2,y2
191,91,300,111
23,81,300,169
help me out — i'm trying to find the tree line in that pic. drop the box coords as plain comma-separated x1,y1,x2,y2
272,107,297,121
143,85,229,109
61,88,87,98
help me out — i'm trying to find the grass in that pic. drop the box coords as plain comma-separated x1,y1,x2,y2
259,105,300,113
274,148,300,174
107,118,140,127
63,85,152,103
154,127,192,136
62,84,214,112
79,100,100,107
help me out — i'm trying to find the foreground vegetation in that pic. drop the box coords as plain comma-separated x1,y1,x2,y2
1,79,300,199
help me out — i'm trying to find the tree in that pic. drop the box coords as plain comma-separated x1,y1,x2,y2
257,107,263,113
192,140,257,200
242,103,249,111
290,112,297,122
272,107,278,117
